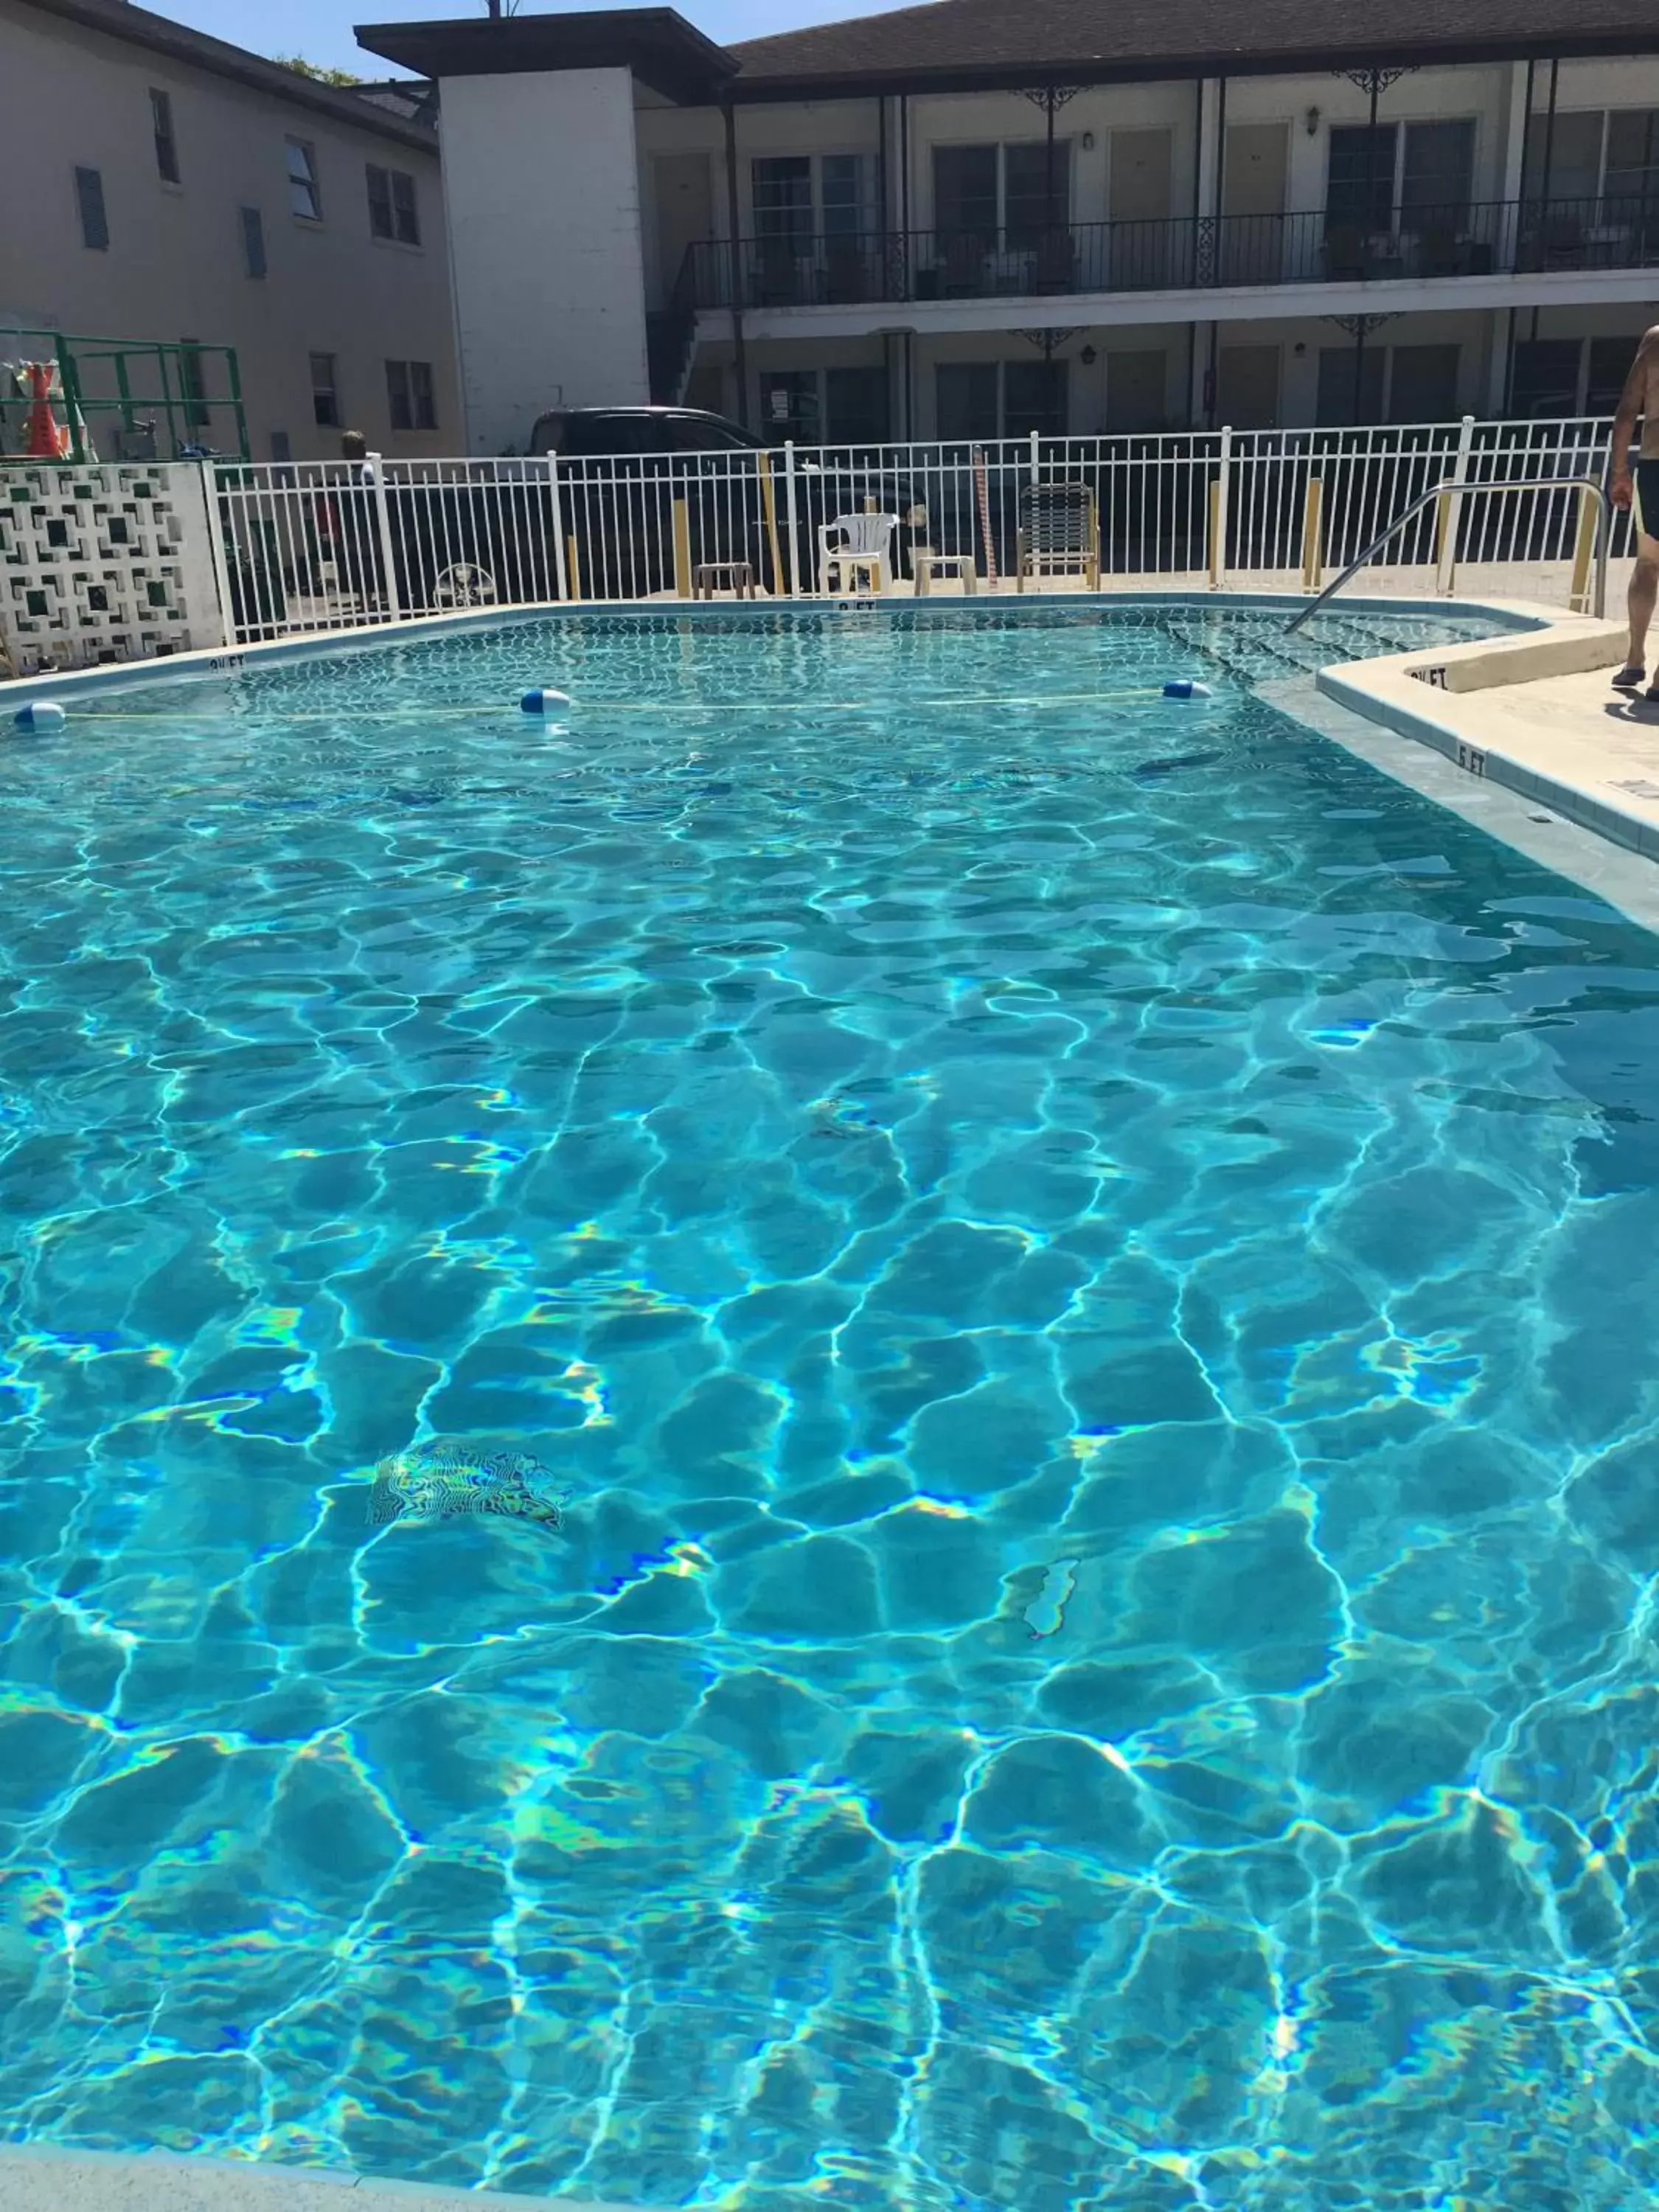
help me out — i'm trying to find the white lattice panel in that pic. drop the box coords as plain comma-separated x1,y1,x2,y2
0,463,224,672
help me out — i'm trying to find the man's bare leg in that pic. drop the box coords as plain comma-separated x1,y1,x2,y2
1624,530,1659,687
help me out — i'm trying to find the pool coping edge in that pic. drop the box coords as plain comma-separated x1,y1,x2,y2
0,2142,644,2208
1,587,1549,707
1316,613,1649,858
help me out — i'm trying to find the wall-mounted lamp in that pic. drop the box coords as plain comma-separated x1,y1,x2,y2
1293,341,1307,356
1304,106,1322,137
1082,131,1095,151
1081,344,1098,365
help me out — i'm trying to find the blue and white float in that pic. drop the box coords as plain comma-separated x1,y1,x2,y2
521,687,572,717
1161,679,1213,703
13,699,66,732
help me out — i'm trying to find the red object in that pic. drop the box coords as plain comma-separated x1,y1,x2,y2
23,362,70,459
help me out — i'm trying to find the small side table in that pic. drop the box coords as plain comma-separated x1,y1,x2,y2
693,561,756,600
914,552,978,597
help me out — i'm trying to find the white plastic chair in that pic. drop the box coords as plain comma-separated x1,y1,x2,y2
818,512,898,596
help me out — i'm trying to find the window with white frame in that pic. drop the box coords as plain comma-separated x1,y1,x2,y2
1526,106,1659,213
936,359,1067,442
1326,119,1475,238
1315,341,1460,426
751,153,872,244
760,365,888,445
366,163,420,245
287,137,321,221
1512,332,1644,417
933,142,1072,249
386,358,437,432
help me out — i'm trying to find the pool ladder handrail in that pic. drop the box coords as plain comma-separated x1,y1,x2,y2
1284,470,1611,634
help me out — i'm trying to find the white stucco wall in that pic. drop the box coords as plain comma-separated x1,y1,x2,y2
0,0,458,462
439,69,649,453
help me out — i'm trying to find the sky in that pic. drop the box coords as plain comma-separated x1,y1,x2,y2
160,0,922,74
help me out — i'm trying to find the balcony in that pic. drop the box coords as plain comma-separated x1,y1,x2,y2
683,196,1659,314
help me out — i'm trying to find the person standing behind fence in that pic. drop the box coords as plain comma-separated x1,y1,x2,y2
1609,325,1659,701
318,428,382,613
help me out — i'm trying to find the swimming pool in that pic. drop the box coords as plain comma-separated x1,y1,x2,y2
4,602,1658,2211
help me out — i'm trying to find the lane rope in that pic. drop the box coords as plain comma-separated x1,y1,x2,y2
64,686,1203,724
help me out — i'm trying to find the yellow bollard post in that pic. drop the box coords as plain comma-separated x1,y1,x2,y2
757,453,784,598
1301,477,1324,594
672,498,693,599
1568,486,1599,614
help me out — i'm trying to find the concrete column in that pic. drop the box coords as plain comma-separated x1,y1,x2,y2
1500,60,1529,204
439,68,650,453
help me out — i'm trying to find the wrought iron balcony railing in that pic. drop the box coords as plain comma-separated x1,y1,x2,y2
682,195,1659,313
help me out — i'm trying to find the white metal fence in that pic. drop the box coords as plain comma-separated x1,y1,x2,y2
0,417,1633,674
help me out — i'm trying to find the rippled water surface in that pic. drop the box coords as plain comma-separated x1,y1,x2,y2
4,606,1659,2210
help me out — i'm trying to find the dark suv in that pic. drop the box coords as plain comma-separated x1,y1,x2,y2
527,405,930,598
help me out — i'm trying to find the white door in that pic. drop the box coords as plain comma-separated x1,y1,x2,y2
1110,130,1175,285
1221,124,1288,283
655,153,714,299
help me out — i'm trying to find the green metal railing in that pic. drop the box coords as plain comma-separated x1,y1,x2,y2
0,330,249,463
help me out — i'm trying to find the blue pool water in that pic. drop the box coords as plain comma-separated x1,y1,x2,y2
4,604,1659,2210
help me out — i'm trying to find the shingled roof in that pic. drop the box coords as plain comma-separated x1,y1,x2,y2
729,0,1659,96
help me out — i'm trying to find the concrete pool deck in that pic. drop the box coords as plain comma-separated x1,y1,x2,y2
0,2147,637,2211
1318,613,1659,860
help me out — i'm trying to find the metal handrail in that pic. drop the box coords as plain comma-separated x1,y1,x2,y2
1286,473,1610,631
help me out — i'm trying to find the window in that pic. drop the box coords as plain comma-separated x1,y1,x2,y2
1526,111,1603,204
240,204,266,279
386,358,437,432
753,156,814,247
934,142,1071,257
1526,107,1659,214
821,155,864,238
936,360,1065,442
150,88,180,184
179,341,210,430
935,146,1000,241
1326,125,1396,235
1513,333,1645,418
758,367,888,447
936,361,1001,443
1004,359,1066,439
1511,338,1584,417
1604,108,1659,208
75,165,108,251
1399,121,1475,232
1004,142,1071,249
667,413,756,451
287,138,321,220
762,369,820,440
1588,335,1637,414
824,366,888,445
366,163,420,245
1328,120,1474,237
1387,343,1460,422
1316,344,1386,427
1315,341,1457,426
751,153,869,246
310,351,340,428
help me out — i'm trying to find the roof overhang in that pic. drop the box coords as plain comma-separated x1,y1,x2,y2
356,11,739,106
728,27,1659,103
